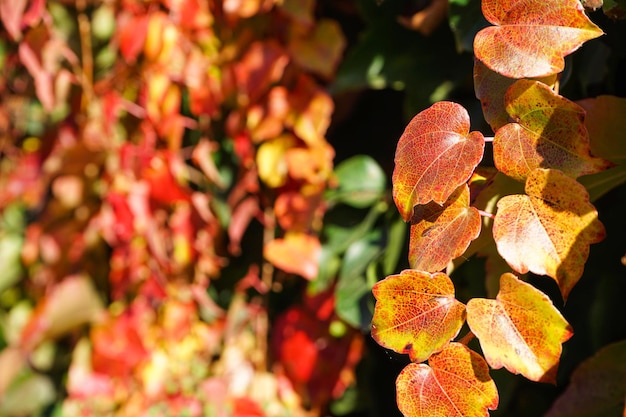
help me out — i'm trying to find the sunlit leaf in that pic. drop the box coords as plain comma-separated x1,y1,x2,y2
494,80,612,182
396,343,498,417
467,273,573,383
264,232,321,280
473,59,557,132
492,168,605,300
371,270,465,363
409,184,481,272
578,95,626,163
545,340,626,417
392,101,485,221
256,134,297,188
474,0,603,78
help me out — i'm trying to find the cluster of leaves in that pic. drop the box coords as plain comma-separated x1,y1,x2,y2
371,0,626,415
0,1,397,416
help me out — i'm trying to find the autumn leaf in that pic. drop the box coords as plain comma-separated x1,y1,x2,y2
494,80,612,182
545,340,626,417
20,275,104,351
577,95,626,163
396,343,498,417
409,184,481,272
392,101,485,221
264,232,321,280
492,168,605,300
256,134,297,188
473,59,557,132
467,273,573,383
371,270,466,363
474,0,603,78
288,19,346,79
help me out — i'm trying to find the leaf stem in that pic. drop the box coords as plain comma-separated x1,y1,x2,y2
76,0,94,110
478,209,495,219
458,330,475,345
484,136,494,143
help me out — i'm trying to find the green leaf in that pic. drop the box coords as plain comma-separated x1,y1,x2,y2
328,155,386,208
336,231,383,328
448,0,489,53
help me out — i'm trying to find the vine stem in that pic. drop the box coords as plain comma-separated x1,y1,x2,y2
458,331,475,346
484,136,494,143
256,206,276,372
76,0,94,110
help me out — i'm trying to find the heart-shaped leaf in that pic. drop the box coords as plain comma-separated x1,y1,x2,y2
474,0,603,78
467,273,573,383
474,59,557,133
392,101,485,221
396,343,499,417
371,270,465,363
545,340,626,417
409,184,481,272
492,168,605,300
494,80,612,182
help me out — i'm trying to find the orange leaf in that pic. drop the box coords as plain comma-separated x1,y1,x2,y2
473,59,558,133
409,184,481,272
492,168,605,300
371,270,466,363
396,343,498,417
474,0,603,78
392,101,485,221
494,80,612,182
264,232,321,280
467,273,573,383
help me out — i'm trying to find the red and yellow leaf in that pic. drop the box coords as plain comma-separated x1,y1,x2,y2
492,168,605,300
467,273,573,383
371,270,465,363
392,101,485,221
474,0,603,78
409,184,481,272
396,343,498,417
494,80,612,182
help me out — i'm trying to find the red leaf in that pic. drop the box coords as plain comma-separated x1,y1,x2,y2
474,0,603,78
409,184,481,272
392,101,485,221
20,275,104,350
234,41,290,105
117,12,149,63
0,0,27,40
